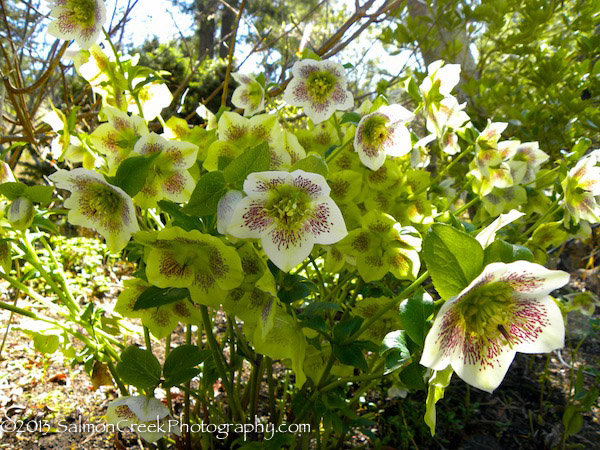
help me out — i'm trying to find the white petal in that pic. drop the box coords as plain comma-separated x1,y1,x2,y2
475,209,525,248
291,59,321,79
512,295,565,353
133,132,167,155
306,197,348,245
243,171,289,197
499,260,570,297
420,298,462,371
126,396,170,422
261,225,315,272
289,169,331,198
283,77,310,107
304,99,336,124
217,190,243,235
227,196,274,238
380,104,415,124
384,124,412,157
452,341,517,393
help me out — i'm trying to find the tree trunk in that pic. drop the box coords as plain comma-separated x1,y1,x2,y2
219,0,239,59
195,0,218,59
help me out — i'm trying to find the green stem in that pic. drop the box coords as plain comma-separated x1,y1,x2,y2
519,194,564,240
453,196,479,216
325,138,353,163
412,145,473,198
107,359,128,396
440,179,472,213
200,306,245,421
0,270,68,315
351,271,429,341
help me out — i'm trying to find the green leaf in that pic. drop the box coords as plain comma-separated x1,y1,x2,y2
406,78,422,102
290,155,329,177
399,361,426,390
563,405,584,438
301,49,321,61
277,273,318,303
33,334,60,354
223,141,270,186
333,342,368,371
302,301,342,317
399,290,434,346
333,316,364,343
423,223,484,300
369,95,389,113
183,170,227,216
157,200,203,231
110,152,160,197
0,182,26,200
163,345,211,388
133,286,190,310
483,240,534,265
116,346,162,390
24,185,54,205
380,330,410,374
340,112,361,125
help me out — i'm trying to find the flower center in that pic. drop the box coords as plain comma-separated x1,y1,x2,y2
456,282,515,342
88,184,123,215
306,71,337,103
68,0,96,26
363,115,390,148
265,185,311,228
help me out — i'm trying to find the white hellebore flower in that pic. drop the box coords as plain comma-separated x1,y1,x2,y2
47,0,107,50
231,73,265,117
561,150,600,224
354,104,415,171
49,168,139,252
420,60,461,98
283,59,354,124
227,170,348,272
129,82,173,121
106,396,180,443
421,261,569,393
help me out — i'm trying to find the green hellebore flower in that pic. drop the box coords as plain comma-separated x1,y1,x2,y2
337,210,421,282
90,106,149,175
131,132,198,208
49,168,139,253
134,227,243,306
114,279,203,339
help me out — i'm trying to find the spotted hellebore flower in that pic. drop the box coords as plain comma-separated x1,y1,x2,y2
231,73,265,117
49,168,139,252
47,0,107,50
115,279,202,338
508,142,549,185
106,396,180,443
354,104,415,171
90,107,148,175
227,170,348,272
561,151,600,224
283,59,354,124
131,133,198,208
421,261,569,393
337,210,421,282
134,227,243,306
128,82,173,121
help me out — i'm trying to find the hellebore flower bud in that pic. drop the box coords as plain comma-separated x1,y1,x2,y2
8,197,34,230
